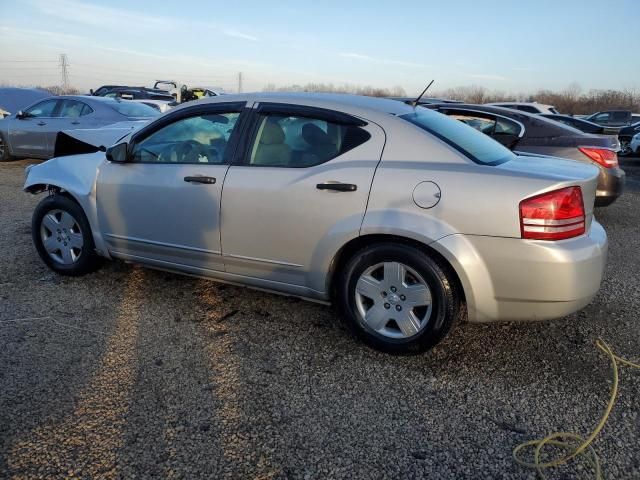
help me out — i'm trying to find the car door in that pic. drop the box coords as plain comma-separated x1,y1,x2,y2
220,103,385,291
96,102,247,272
7,99,59,157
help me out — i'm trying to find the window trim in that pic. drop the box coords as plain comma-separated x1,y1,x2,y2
234,105,370,168
256,102,367,127
125,101,248,165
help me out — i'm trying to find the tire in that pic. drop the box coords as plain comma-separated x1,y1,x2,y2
619,139,631,157
336,243,461,354
32,194,102,276
0,132,13,162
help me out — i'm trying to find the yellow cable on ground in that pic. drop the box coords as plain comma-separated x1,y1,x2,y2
513,338,640,479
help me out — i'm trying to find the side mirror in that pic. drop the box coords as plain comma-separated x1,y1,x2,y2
89,88,94,95
16,110,26,119
106,142,128,162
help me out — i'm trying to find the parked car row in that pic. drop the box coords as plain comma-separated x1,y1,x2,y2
397,101,625,206
487,102,640,156
23,93,608,354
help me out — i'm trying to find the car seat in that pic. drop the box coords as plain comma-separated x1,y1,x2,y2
252,120,291,166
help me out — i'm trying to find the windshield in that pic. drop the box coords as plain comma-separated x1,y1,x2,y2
399,108,515,166
108,101,159,118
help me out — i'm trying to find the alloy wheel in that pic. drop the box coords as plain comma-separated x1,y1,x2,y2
40,209,84,265
354,261,433,339
620,140,631,156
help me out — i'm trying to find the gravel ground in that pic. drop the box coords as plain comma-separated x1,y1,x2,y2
1,157,639,479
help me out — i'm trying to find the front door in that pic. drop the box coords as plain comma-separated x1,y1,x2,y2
220,103,385,292
96,103,246,273
8,98,60,157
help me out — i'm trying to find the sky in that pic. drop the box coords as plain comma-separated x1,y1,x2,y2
0,0,638,95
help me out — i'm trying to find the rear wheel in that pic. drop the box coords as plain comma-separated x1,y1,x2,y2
619,139,631,157
337,243,461,354
0,133,13,162
32,195,102,276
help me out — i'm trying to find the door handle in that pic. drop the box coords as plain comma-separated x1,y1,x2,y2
71,121,80,125
316,182,357,192
37,121,46,126
184,176,216,184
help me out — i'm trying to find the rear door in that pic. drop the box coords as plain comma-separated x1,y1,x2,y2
7,99,59,157
220,103,385,290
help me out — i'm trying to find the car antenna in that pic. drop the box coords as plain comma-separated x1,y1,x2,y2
411,79,435,107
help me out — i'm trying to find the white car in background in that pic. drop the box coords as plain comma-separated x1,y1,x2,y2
486,102,559,114
631,132,640,155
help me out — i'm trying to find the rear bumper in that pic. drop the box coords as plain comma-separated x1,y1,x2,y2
432,222,607,322
595,167,625,207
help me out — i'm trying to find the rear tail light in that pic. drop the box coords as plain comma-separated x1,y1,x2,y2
520,186,585,241
578,147,618,168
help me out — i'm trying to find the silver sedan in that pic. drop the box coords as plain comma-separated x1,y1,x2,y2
23,93,607,353
0,95,158,161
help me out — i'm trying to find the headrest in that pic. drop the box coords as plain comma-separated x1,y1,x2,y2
302,123,334,146
260,121,285,144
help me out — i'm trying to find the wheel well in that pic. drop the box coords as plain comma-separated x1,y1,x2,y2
26,184,77,203
328,234,467,310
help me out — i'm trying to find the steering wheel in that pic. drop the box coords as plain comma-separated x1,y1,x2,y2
176,140,208,163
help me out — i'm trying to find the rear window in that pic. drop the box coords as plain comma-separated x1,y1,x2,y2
107,101,159,118
399,108,515,166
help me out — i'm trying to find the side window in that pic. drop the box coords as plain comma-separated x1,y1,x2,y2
494,118,521,135
593,113,609,122
25,100,58,118
450,114,496,134
58,100,93,118
248,113,371,167
518,106,539,114
131,112,240,164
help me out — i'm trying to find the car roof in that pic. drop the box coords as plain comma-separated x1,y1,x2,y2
174,92,416,118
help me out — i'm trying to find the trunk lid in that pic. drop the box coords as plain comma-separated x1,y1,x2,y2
497,155,600,229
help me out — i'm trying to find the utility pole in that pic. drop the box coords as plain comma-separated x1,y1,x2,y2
59,53,69,91
238,72,243,93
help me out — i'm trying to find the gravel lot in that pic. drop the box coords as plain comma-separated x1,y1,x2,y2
1,157,639,479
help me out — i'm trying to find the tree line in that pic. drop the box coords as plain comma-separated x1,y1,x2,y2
264,82,640,115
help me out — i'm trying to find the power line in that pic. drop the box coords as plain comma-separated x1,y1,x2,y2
0,60,58,63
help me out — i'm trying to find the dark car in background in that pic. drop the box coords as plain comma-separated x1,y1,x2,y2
90,85,174,101
418,103,625,206
585,110,640,127
0,96,158,161
540,113,619,135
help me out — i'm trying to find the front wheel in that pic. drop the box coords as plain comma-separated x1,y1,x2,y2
337,243,462,354
32,195,102,276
